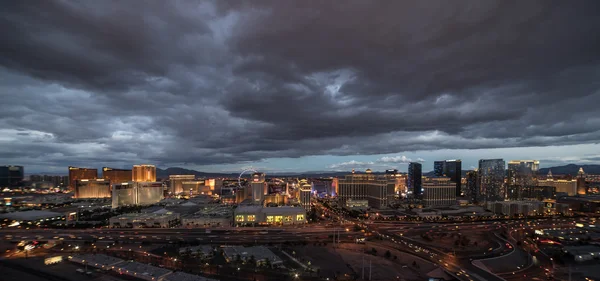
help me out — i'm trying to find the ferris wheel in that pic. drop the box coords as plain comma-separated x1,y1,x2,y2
238,168,258,188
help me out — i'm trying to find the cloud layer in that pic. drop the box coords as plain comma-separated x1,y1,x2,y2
1,1,600,172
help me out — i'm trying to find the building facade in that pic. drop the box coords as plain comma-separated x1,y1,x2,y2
109,213,180,228
465,170,479,203
132,164,156,182
168,175,195,194
0,165,24,188
182,181,212,195
74,179,111,198
577,168,587,195
478,159,505,202
298,180,312,211
234,206,307,225
433,160,462,196
506,160,539,200
111,182,164,208
408,162,422,198
537,171,577,196
337,170,395,209
422,177,457,207
102,167,132,185
251,172,267,204
68,166,98,190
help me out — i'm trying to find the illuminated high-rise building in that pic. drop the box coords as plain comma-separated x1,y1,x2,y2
433,161,445,177
132,165,156,182
102,167,132,185
433,160,462,196
478,159,505,202
422,177,456,207
74,179,111,198
168,175,195,194
506,160,539,200
537,170,577,196
338,169,395,209
465,170,479,203
68,166,98,189
408,162,422,198
251,172,267,203
111,181,164,209
577,167,587,195
298,179,312,211
0,165,24,188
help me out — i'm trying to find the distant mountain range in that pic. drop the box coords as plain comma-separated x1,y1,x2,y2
538,164,600,176
156,167,355,178
30,163,600,178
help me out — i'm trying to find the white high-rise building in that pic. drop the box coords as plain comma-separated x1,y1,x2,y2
251,172,267,204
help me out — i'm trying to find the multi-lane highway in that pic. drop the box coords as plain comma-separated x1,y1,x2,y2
2,226,362,246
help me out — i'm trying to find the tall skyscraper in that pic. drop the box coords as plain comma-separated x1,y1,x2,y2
298,179,312,211
408,162,422,198
465,170,479,203
506,160,539,200
251,172,266,203
433,161,445,177
102,167,132,185
0,165,24,188
132,165,156,182
478,159,505,202
433,160,462,196
68,166,98,189
577,167,587,195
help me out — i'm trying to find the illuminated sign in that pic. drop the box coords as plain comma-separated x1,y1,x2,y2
45,256,63,265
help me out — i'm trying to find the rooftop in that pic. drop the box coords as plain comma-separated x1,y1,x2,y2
163,272,219,281
261,206,306,215
222,246,282,264
0,210,63,221
70,254,124,267
565,245,600,255
179,245,214,255
112,213,177,219
115,261,172,278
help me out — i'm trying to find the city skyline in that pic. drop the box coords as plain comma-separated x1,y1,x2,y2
2,2,600,174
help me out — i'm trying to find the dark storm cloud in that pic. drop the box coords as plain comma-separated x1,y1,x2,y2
1,0,600,170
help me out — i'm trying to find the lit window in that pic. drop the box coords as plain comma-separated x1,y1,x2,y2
266,216,274,223
236,215,244,222
247,215,255,222
296,215,305,221
275,216,283,223
284,215,292,222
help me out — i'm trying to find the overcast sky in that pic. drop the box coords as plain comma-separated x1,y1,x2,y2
2,1,600,174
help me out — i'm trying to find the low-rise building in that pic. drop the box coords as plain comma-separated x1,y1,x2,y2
222,246,282,266
109,212,180,228
113,261,172,281
163,272,218,281
564,245,600,262
0,210,65,227
68,254,125,270
179,245,214,258
345,199,369,209
234,205,306,225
